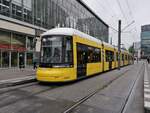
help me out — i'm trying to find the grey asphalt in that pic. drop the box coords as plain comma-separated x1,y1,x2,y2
0,63,145,113
70,62,144,113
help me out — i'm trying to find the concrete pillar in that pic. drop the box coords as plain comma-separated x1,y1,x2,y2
17,52,19,68
25,36,28,67
9,51,11,68
24,52,27,68
0,51,2,68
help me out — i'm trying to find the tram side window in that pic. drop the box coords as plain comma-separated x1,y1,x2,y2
105,50,114,62
111,52,114,61
125,55,127,60
94,48,101,62
77,44,101,63
88,47,94,63
106,51,110,62
122,54,124,61
88,47,101,63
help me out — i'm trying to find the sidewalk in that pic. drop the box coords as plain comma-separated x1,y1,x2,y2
0,67,36,88
0,67,36,81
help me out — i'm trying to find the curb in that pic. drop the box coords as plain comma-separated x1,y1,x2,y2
0,76,36,88
144,63,150,113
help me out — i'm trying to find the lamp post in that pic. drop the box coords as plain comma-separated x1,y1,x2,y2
118,20,135,70
118,20,121,70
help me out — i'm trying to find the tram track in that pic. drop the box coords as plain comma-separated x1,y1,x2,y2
0,83,58,108
119,63,144,113
2,67,130,113
0,82,38,95
62,69,131,113
0,65,140,113
62,64,143,113
0,73,36,89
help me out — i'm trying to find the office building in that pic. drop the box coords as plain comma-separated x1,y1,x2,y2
141,24,150,58
0,0,109,68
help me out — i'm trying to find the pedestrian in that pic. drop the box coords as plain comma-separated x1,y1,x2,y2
147,57,149,63
33,61,37,69
19,54,24,71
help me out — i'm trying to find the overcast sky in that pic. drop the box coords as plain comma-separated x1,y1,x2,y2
83,0,150,48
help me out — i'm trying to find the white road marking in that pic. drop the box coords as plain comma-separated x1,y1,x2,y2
144,63,150,109
144,81,149,84
144,81,149,83
145,101,150,108
145,94,150,98
144,89,150,93
144,85,150,88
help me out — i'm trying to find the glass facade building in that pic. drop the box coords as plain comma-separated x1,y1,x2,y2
141,25,150,58
0,0,109,68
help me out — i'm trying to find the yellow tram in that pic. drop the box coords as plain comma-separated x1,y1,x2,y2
36,28,132,82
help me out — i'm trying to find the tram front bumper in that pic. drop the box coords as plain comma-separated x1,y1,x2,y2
36,68,76,82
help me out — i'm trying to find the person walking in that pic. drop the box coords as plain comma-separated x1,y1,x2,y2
33,61,37,69
19,54,25,71
147,57,150,63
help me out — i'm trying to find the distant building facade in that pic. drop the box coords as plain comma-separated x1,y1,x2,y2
0,0,109,68
141,24,150,58
133,42,141,59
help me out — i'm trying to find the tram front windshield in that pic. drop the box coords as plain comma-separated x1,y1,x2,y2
40,36,73,67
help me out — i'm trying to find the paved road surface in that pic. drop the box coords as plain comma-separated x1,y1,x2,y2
0,63,144,113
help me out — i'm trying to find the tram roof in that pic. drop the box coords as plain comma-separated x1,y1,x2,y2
102,41,115,49
42,28,102,44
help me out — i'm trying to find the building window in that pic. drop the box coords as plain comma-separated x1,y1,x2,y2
0,50,1,67
2,51,9,67
12,33,26,51
11,51,18,67
0,30,11,49
27,52,33,65
27,36,34,51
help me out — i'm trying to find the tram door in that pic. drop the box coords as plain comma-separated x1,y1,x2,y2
109,60,112,70
77,44,87,78
108,51,112,70
102,45,105,72
122,54,124,66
